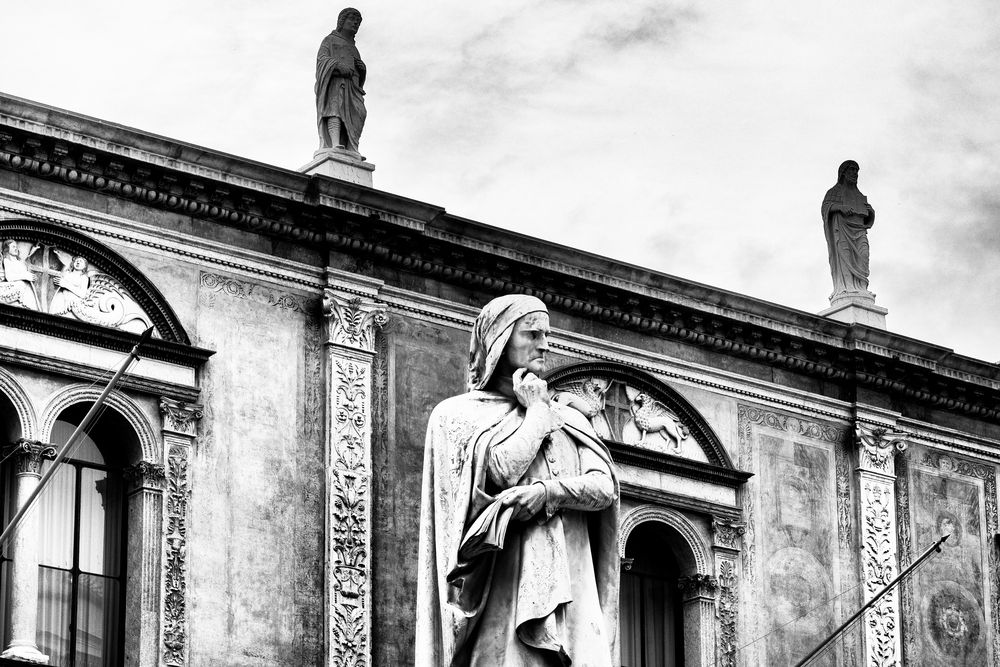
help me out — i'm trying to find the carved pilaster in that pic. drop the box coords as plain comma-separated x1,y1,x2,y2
855,422,907,667
322,290,386,667
711,518,742,667
158,399,201,667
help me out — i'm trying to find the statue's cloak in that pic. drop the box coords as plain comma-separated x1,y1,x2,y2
314,31,366,152
821,183,874,294
415,392,620,666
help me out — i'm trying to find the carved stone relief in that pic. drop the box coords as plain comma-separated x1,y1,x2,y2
1,238,153,332
717,558,739,667
199,272,313,314
322,290,385,667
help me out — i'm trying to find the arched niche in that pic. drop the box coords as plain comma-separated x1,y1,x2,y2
618,504,711,576
0,219,189,343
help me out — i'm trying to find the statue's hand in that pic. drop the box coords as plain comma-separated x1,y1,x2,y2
499,483,546,521
513,369,550,409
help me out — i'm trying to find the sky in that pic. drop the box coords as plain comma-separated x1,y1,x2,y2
3,1,999,363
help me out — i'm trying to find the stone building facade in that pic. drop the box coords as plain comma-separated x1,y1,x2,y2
0,93,997,666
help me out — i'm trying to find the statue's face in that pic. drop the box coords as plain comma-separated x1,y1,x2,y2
843,164,859,185
72,257,88,271
501,311,550,376
4,241,20,258
342,13,362,35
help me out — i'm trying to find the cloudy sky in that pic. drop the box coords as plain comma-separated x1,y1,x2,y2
3,1,999,362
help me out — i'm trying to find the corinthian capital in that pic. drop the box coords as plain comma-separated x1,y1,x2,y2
322,289,387,352
159,398,204,437
856,424,908,474
5,439,56,476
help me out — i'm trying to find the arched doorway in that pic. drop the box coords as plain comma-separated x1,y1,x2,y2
620,521,687,667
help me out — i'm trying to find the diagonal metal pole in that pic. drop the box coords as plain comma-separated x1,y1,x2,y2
0,326,153,551
793,533,950,667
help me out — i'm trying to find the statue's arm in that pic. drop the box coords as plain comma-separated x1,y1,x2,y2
537,446,614,519
486,405,562,488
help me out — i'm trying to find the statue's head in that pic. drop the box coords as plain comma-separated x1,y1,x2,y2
467,294,549,391
837,160,860,186
2,240,18,257
337,7,362,34
71,256,89,272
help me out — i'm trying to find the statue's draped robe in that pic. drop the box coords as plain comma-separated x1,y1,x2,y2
314,31,366,152
821,183,875,295
416,392,620,666
0,254,39,310
49,270,89,315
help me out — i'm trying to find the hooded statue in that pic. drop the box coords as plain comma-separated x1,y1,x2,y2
821,160,876,297
416,294,620,666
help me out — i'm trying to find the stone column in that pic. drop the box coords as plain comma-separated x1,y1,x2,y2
122,460,166,667
855,422,908,667
712,518,745,667
322,289,386,667
677,574,718,667
159,399,203,667
1,440,55,664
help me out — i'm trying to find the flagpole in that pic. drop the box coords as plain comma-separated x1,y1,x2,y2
793,533,950,667
0,326,154,551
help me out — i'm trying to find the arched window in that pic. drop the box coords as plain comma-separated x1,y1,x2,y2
620,522,686,667
2,403,136,666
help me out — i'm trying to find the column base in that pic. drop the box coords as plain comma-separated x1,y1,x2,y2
1,642,49,664
300,148,375,187
819,291,888,328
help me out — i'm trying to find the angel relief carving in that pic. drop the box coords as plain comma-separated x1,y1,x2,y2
0,239,153,333
551,376,699,459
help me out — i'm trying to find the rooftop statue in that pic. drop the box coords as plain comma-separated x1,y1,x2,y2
315,8,367,154
822,160,876,298
416,294,620,666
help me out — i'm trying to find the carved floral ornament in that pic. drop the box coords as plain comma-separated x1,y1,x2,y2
856,424,909,473
159,398,204,437
322,289,388,352
1,237,154,333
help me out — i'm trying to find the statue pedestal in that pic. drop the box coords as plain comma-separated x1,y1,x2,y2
300,148,375,187
819,290,888,328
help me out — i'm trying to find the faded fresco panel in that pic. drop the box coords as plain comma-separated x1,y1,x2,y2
760,434,837,666
739,406,855,667
906,450,993,666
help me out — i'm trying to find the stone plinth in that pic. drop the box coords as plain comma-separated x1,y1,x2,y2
819,290,888,328
300,148,374,187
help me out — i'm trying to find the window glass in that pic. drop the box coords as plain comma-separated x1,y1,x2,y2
37,566,72,665
38,463,76,570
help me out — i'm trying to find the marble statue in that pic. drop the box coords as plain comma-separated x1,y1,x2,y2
416,294,620,666
315,8,367,154
0,240,40,310
822,160,876,297
49,254,92,315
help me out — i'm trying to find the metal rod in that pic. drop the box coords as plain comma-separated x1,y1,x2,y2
0,327,153,550
793,533,950,667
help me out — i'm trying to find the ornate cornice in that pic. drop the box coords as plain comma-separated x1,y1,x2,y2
856,424,908,474
159,398,203,437
323,290,387,353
